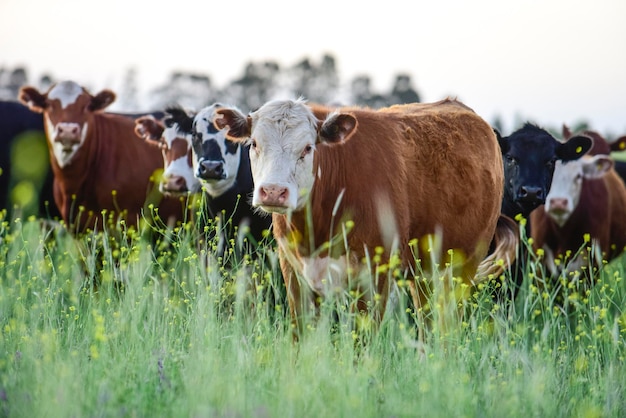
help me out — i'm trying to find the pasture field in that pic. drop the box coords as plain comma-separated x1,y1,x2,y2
1,209,625,418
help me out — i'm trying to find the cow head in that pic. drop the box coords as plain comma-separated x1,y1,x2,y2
18,80,115,168
497,123,592,218
169,104,243,198
134,115,200,196
544,155,613,227
214,98,357,213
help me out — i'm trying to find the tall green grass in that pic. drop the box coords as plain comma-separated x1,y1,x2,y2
0,210,625,418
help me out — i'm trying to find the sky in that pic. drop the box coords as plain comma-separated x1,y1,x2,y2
1,0,625,137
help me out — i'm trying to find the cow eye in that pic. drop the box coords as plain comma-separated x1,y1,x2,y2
300,144,313,160
505,155,517,165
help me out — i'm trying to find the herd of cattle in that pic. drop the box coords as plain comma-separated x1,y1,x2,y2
2,79,626,337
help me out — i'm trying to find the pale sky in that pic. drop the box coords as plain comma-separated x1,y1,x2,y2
2,0,625,136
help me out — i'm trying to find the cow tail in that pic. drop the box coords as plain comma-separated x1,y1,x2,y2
474,215,520,286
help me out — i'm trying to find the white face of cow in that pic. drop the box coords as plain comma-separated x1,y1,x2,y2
544,155,613,227
161,124,200,194
191,105,241,197
45,81,90,168
248,100,319,213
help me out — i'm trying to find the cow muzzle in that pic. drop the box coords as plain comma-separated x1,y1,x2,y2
197,159,226,180
517,185,544,204
546,197,571,226
257,184,290,212
54,122,82,143
161,175,189,195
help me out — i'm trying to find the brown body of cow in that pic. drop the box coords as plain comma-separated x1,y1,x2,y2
215,98,509,338
18,81,185,233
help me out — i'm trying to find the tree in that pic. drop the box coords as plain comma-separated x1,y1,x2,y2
220,61,281,112
349,75,388,108
286,54,340,104
117,68,139,111
148,71,218,111
388,73,421,104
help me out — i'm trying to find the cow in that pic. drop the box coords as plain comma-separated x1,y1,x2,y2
530,152,626,287
0,100,59,220
213,97,514,339
488,124,592,300
18,80,186,234
134,113,201,197
166,103,272,255
562,124,626,183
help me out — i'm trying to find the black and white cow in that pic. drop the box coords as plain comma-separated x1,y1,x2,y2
134,112,201,196
166,104,272,254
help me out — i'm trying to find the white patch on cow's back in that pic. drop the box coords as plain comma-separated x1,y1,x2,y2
48,81,84,109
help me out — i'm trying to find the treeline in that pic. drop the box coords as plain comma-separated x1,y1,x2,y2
1,54,598,136
0,54,421,114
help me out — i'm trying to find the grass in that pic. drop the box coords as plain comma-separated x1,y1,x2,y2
0,209,625,418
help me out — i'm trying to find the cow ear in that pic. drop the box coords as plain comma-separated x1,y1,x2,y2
582,155,613,179
562,124,572,139
134,116,164,141
318,113,357,144
165,106,194,133
610,135,626,152
557,135,592,161
89,90,116,111
18,86,47,113
214,108,251,142
494,129,509,153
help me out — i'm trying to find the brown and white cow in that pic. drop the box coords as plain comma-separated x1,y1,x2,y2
214,97,512,337
562,124,626,183
134,113,201,196
18,80,185,233
530,152,626,281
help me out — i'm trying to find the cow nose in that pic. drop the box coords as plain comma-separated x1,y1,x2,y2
163,175,187,192
548,197,569,213
519,186,544,202
55,123,81,142
259,185,289,207
197,160,225,180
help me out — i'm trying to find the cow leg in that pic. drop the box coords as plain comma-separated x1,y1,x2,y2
278,249,311,341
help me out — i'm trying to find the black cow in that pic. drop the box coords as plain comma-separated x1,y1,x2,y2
498,123,592,219
165,103,272,257
0,100,59,220
490,123,592,300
